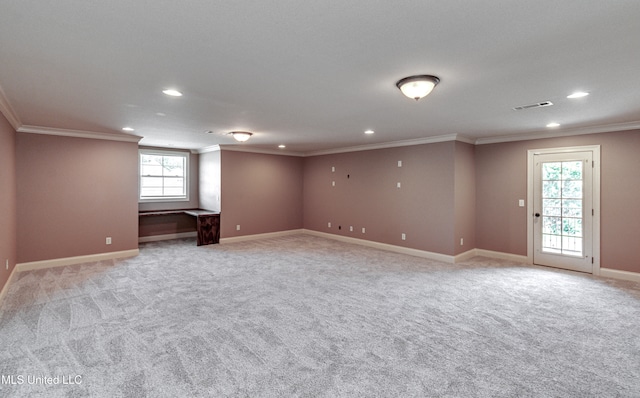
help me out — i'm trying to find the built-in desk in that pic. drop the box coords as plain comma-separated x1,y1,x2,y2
139,209,220,246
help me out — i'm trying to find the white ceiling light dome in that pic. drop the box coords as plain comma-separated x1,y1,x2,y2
230,131,253,142
396,75,440,101
162,89,183,97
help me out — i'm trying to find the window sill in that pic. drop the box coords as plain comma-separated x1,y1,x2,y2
139,197,190,204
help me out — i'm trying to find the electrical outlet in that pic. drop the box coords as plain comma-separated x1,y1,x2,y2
332,181,335,187
401,233,406,240
349,226,353,232
362,227,366,234
398,160,402,167
106,237,112,245
397,182,401,188
328,222,331,228
236,225,241,231
519,199,525,207
331,166,335,172
460,238,464,246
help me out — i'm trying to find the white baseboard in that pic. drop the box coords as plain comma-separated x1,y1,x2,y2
16,249,140,272
301,231,536,265
473,249,530,264
599,268,640,283
139,231,197,243
454,249,480,263
135,230,640,284
303,229,457,263
221,229,542,267
220,229,305,244
0,264,19,307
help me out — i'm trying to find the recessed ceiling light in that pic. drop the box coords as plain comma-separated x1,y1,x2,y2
567,91,589,99
122,127,135,132
278,144,286,149
364,129,375,135
162,89,183,97
546,122,561,128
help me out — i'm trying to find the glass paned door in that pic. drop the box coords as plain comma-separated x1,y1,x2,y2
541,161,583,256
533,152,593,273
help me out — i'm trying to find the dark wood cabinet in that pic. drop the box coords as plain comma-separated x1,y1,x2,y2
139,209,220,246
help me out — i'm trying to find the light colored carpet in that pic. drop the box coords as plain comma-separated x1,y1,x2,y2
1,234,639,397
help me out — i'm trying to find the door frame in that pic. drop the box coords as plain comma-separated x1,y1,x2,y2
526,145,601,275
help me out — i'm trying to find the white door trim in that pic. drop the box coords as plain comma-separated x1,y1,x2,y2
527,145,601,275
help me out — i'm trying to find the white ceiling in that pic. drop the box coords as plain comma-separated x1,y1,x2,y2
1,1,640,154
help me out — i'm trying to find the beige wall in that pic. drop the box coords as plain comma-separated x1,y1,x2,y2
303,142,457,255
16,133,139,263
220,150,303,238
6,125,639,274
475,129,640,273
0,113,17,292
475,139,528,255
454,141,476,255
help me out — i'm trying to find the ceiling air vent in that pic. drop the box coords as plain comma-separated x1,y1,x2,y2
512,101,553,111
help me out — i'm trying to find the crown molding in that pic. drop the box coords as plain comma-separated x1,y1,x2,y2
304,134,472,157
453,135,477,145
197,144,221,154
139,144,194,155
17,125,143,143
475,121,640,145
218,144,306,157
198,134,475,157
0,84,21,130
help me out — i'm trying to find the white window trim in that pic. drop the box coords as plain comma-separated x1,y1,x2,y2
139,149,190,203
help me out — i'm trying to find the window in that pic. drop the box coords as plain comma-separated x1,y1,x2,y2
139,149,189,202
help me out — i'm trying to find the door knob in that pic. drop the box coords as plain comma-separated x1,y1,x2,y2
535,213,541,217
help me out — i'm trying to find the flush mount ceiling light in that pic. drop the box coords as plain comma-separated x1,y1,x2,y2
364,129,375,135
396,75,440,101
121,127,135,132
546,122,561,128
567,91,589,99
162,89,183,97
230,131,253,142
